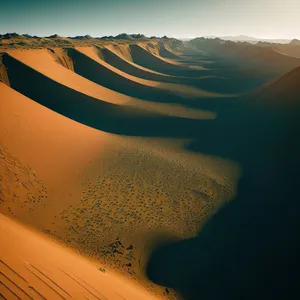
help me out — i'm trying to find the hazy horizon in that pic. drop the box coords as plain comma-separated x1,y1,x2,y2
1,0,300,39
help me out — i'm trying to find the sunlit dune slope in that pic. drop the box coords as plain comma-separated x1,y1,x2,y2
0,81,110,224
157,41,181,59
74,46,221,99
0,215,159,300
3,36,286,300
275,44,300,59
102,45,176,79
101,45,220,87
4,49,133,105
0,79,239,298
135,41,183,62
1,50,214,120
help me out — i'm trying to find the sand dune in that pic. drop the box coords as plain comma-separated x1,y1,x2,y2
4,49,131,105
157,42,181,59
73,46,222,99
103,43,134,62
2,35,299,300
135,41,182,61
0,55,10,85
276,44,300,59
191,39,300,76
101,45,210,82
0,81,110,224
103,44,176,76
129,44,206,76
2,50,214,120
102,45,175,79
99,45,232,95
233,46,300,72
252,66,300,106
145,61,300,300
0,215,159,300
0,55,239,299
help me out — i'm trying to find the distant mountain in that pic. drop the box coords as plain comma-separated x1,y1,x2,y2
130,34,146,39
203,35,217,39
46,34,61,38
114,33,134,40
0,33,20,39
221,35,291,44
221,35,258,42
22,34,33,38
70,35,93,40
99,33,148,40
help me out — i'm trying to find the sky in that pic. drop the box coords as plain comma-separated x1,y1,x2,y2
0,0,299,39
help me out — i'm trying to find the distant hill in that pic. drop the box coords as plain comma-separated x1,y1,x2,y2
70,35,93,40
46,34,61,38
0,33,20,39
101,33,147,40
221,35,291,44
290,39,300,45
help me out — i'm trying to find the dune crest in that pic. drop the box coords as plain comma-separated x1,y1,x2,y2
1,34,300,300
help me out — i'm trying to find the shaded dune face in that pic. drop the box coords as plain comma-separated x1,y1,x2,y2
1,38,300,300
68,47,191,103
101,44,257,94
0,40,241,299
2,53,209,137
129,44,205,77
157,43,181,60
147,67,300,300
69,47,226,105
100,46,235,94
101,46,178,81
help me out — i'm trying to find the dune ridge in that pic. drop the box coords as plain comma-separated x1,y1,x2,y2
2,50,215,121
1,34,300,300
129,44,206,76
0,47,239,298
74,46,221,99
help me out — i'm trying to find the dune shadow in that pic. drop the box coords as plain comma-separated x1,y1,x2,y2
101,46,180,82
101,47,274,94
3,53,208,138
146,100,300,299
101,47,230,91
67,48,199,106
129,44,207,78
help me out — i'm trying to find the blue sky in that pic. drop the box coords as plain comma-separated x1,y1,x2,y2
0,0,299,38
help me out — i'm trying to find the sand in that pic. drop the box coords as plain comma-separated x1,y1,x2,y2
0,214,159,300
3,49,216,119
75,46,213,98
0,58,238,299
252,66,300,106
1,35,299,299
0,81,111,225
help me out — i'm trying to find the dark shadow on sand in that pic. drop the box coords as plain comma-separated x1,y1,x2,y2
146,99,300,300
3,53,208,138
102,46,287,94
129,44,206,78
67,48,200,105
